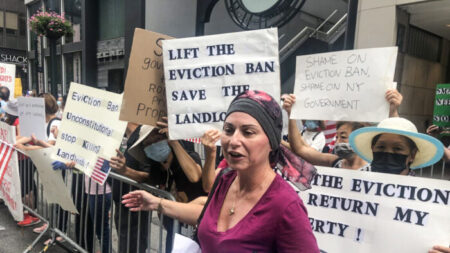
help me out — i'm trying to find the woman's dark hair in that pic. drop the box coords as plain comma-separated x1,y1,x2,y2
4,113,18,126
39,93,59,115
371,134,418,153
336,121,367,132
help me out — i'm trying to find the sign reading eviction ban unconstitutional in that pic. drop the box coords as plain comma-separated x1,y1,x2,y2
52,82,127,176
300,167,450,253
291,47,397,122
162,28,280,140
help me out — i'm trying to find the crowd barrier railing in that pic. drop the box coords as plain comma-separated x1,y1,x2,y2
16,148,179,253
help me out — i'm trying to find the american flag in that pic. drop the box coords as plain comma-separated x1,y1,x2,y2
185,138,201,144
0,142,14,185
91,157,110,185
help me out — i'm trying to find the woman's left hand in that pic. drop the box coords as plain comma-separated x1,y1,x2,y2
429,245,450,253
122,190,161,212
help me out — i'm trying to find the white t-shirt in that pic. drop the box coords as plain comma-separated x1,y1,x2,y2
301,130,326,152
45,118,61,141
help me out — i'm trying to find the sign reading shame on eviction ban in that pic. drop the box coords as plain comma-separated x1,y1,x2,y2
163,28,280,140
433,84,450,129
0,62,15,100
18,97,47,141
291,47,397,122
120,28,173,126
0,122,23,221
300,167,450,253
52,82,127,176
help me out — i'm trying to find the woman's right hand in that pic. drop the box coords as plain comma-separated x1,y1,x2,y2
201,129,221,152
429,245,450,253
282,94,296,116
122,190,161,212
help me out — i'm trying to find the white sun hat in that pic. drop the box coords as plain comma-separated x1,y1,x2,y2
349,117,444,169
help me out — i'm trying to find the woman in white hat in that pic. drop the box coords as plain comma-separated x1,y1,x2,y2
349,117,445,174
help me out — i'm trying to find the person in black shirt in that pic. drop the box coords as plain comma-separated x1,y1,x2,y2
126,120,206,252
110,123,152,253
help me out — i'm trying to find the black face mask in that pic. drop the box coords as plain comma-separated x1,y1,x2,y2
371,152,408,174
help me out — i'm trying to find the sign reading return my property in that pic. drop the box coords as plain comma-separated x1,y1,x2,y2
52,82,127,176
163,28,280,140
120,28,173,126
291,47,398,122
300,167,449,253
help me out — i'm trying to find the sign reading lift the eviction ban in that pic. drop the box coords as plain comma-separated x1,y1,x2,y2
163,28,280,140
52,82,127,176
291,47,398,122
119,28,173,126
300,167,450,253
0,62,16,100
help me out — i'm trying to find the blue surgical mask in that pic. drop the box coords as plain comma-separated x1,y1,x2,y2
304,120,319,130
57,101,62,106
143,140,171,162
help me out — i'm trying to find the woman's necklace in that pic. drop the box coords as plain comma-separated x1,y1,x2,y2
229,170,271,216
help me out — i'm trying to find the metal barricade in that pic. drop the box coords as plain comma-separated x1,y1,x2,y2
16,150,179,253
418,159,449,180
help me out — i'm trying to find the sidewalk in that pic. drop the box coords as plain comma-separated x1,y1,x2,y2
0,203,64,253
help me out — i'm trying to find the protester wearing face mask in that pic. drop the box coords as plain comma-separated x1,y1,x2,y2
300,120,326,152
349,117,444,175
282,90,402,171
124,119,205,253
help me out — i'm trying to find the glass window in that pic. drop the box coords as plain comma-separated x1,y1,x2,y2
6,12,18,35
64,52,81,94
45,0,61,13
98,0,125,40
19,14,26,36
64,0,82,43
0,11,4,27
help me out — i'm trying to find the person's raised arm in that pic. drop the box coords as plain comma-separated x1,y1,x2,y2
110,149,149,183
122,190,204,225
283,94,338,167
157,117,202,183
200,129,221,193
386,89,402,117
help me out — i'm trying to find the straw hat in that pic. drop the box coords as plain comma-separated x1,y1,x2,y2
4,99,18,116
349,117,444,169
128,125,155,164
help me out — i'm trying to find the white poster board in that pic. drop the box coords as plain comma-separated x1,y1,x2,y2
25,148,77,213
51,82,127,176
163,28,280,140
300,167,450,253
0,122,23,221
291,47,397,122
18,97,47,140
0,63,16,100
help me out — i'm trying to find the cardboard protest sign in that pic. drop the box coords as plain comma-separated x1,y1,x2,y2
120,28,173,127
433,84,450,132
163,28,280,140
52,82,127,177
300,167,450,253
0,122,23,221
25,147,77,213
18,97,47,140
291,47,397,122
0,63,15,100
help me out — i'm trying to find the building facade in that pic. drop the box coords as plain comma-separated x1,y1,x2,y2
1,0,28,91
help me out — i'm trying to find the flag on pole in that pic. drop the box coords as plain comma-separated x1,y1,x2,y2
90,157,110,185
0,142,14,185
